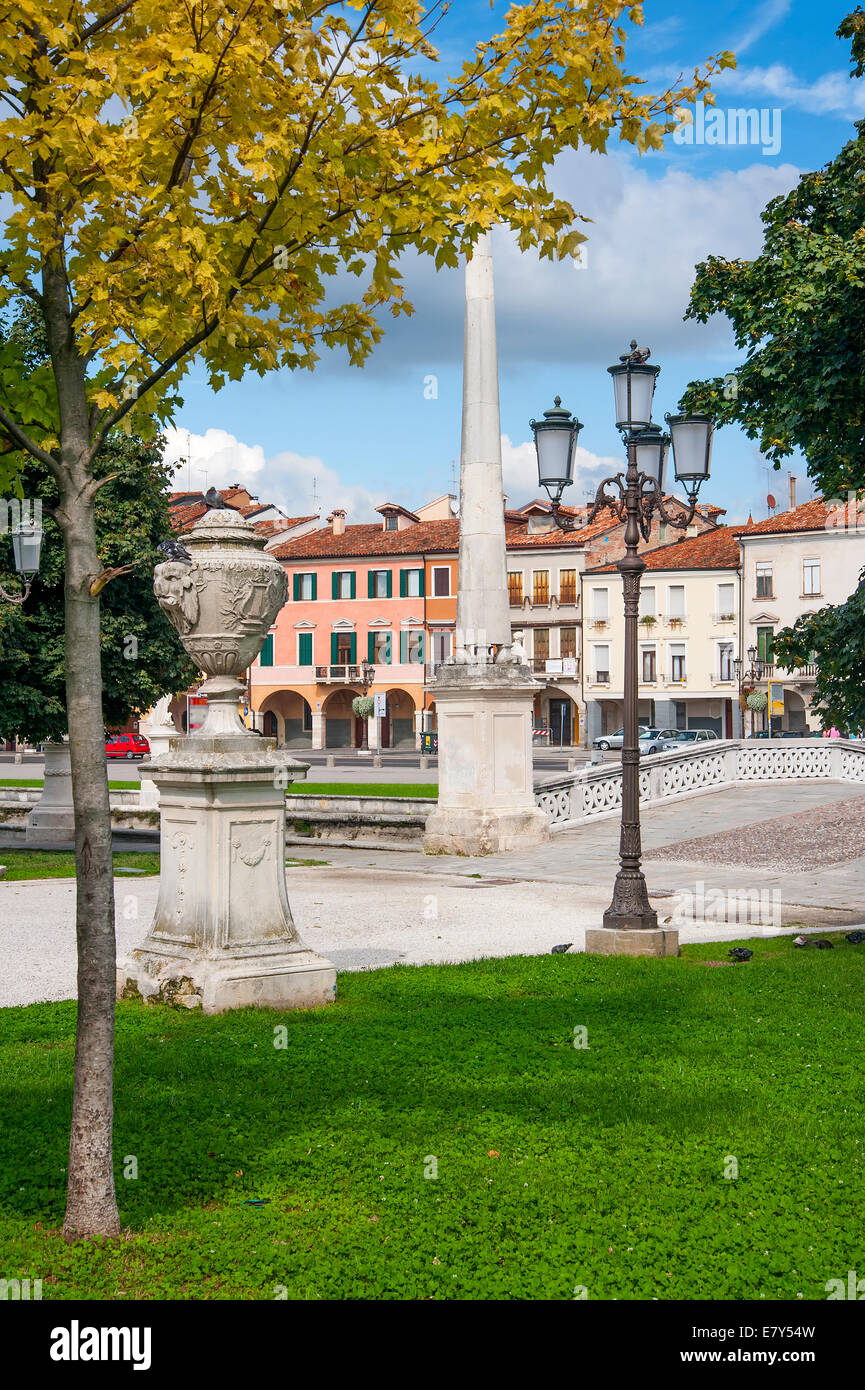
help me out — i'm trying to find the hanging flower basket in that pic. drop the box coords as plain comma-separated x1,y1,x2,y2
352,695,375,719
746,690,768,712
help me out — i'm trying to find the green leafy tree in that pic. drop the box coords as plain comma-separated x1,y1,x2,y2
772,576,865,733
0,432,199,744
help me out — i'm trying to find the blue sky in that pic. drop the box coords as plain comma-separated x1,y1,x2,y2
165,1,862,526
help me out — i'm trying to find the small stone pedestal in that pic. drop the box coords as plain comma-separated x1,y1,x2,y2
119,692,336,1013
137,724,176,810
26,742,74,844
423,663,550,856
585,927,679,958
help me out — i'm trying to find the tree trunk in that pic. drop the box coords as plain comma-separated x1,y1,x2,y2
41,246,121,1239
58,475,121,1240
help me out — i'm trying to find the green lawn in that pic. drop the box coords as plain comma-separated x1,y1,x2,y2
0,850,161,880
0,937,862,1300
294,782,437,798
0,779,140,791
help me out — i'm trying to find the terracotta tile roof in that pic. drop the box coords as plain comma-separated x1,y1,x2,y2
586,523,742,574
255,516,317,537
272,518,461,560
735,497,830,535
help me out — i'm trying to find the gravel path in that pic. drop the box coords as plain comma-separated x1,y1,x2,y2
646,794,865,873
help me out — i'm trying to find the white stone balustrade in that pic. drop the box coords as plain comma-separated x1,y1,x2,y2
534,739,865,829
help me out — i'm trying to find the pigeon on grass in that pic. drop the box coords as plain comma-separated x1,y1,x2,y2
728,947,753,962
551,943,573,955
845,930,865,945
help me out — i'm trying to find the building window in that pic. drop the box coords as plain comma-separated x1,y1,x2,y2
431,630,452,667
507,572,523,605
399,568,424,598
717,582,735,620
675,700,686,730
293,572,317,601
591,587,609,621
667,584,685,619
560,627,577,660
640,585,655,619
803,559,821,596
332,571,355,600
333,632,354,665
534,628,550,663
719,643,734,680
370,629,392,664
641,648,656,683
432,566,451,597
259,633,274,666
400,629,425,663
368,569,392,599
594,645,610,683
670,643,686,682
263,710,278,738
756,562,773,598
559,568,577,604
757,626,774,664
297,632,313,666
533,570,550,604
385,516,398,531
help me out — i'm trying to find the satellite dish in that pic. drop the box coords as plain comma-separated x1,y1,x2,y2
767,493,777,509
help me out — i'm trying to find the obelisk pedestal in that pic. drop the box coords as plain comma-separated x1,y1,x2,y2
423,664,549,856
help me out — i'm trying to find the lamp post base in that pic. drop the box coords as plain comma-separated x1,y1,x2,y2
585,927,679,958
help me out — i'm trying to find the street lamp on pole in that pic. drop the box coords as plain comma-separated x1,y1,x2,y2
0,516,43,605
358,657,374,753
531,341,714,936
734,647,766,739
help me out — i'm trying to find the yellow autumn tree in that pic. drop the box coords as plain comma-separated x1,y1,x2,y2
0,0,731,1239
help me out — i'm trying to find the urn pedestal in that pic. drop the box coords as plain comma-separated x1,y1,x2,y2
26,742,74,845
119,737,336,1013
118,509,336,1013
423,663,550,856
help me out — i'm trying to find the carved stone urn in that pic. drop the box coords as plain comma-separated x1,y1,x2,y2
153,508,288,740
118,508,336,1015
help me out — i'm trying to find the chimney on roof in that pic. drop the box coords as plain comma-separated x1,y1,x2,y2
788,474,797,510
328,508,346,536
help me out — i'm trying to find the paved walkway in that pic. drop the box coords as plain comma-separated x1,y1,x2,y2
2,782,864,1007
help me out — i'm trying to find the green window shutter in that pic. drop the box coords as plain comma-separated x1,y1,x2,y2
399,569,407,598
311,573,317,601
368,570,375,598
386,570,392,598
400,630,407,663
260,634,274,667
418,569,425,597
298,632,312,666
349,633,357,663
331,633,339,664
417,631,424,664
385,633,392,664
368,631,376,663
332,572,339,600
350,571,356,599
293,574,300,602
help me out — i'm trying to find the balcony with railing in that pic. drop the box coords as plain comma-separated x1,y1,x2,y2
315,664,362,683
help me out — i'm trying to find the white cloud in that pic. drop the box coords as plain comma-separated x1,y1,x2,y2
715,62,865,120
163,426,388,521
733,0,793,56
342,147,801,373
501,434,620,509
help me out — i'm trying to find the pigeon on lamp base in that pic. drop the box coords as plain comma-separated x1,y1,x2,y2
157,537,193,565
204,486,226,510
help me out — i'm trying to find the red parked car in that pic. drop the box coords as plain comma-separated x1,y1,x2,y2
105,732,150,760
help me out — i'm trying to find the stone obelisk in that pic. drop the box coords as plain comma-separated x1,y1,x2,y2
424,233,550,856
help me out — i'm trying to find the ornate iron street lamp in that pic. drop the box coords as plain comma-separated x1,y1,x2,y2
0,515,43,604
734,646,767,739
358,656,374,752
531,341,714,934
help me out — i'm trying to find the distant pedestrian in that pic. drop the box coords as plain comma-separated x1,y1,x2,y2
829,726,841,739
